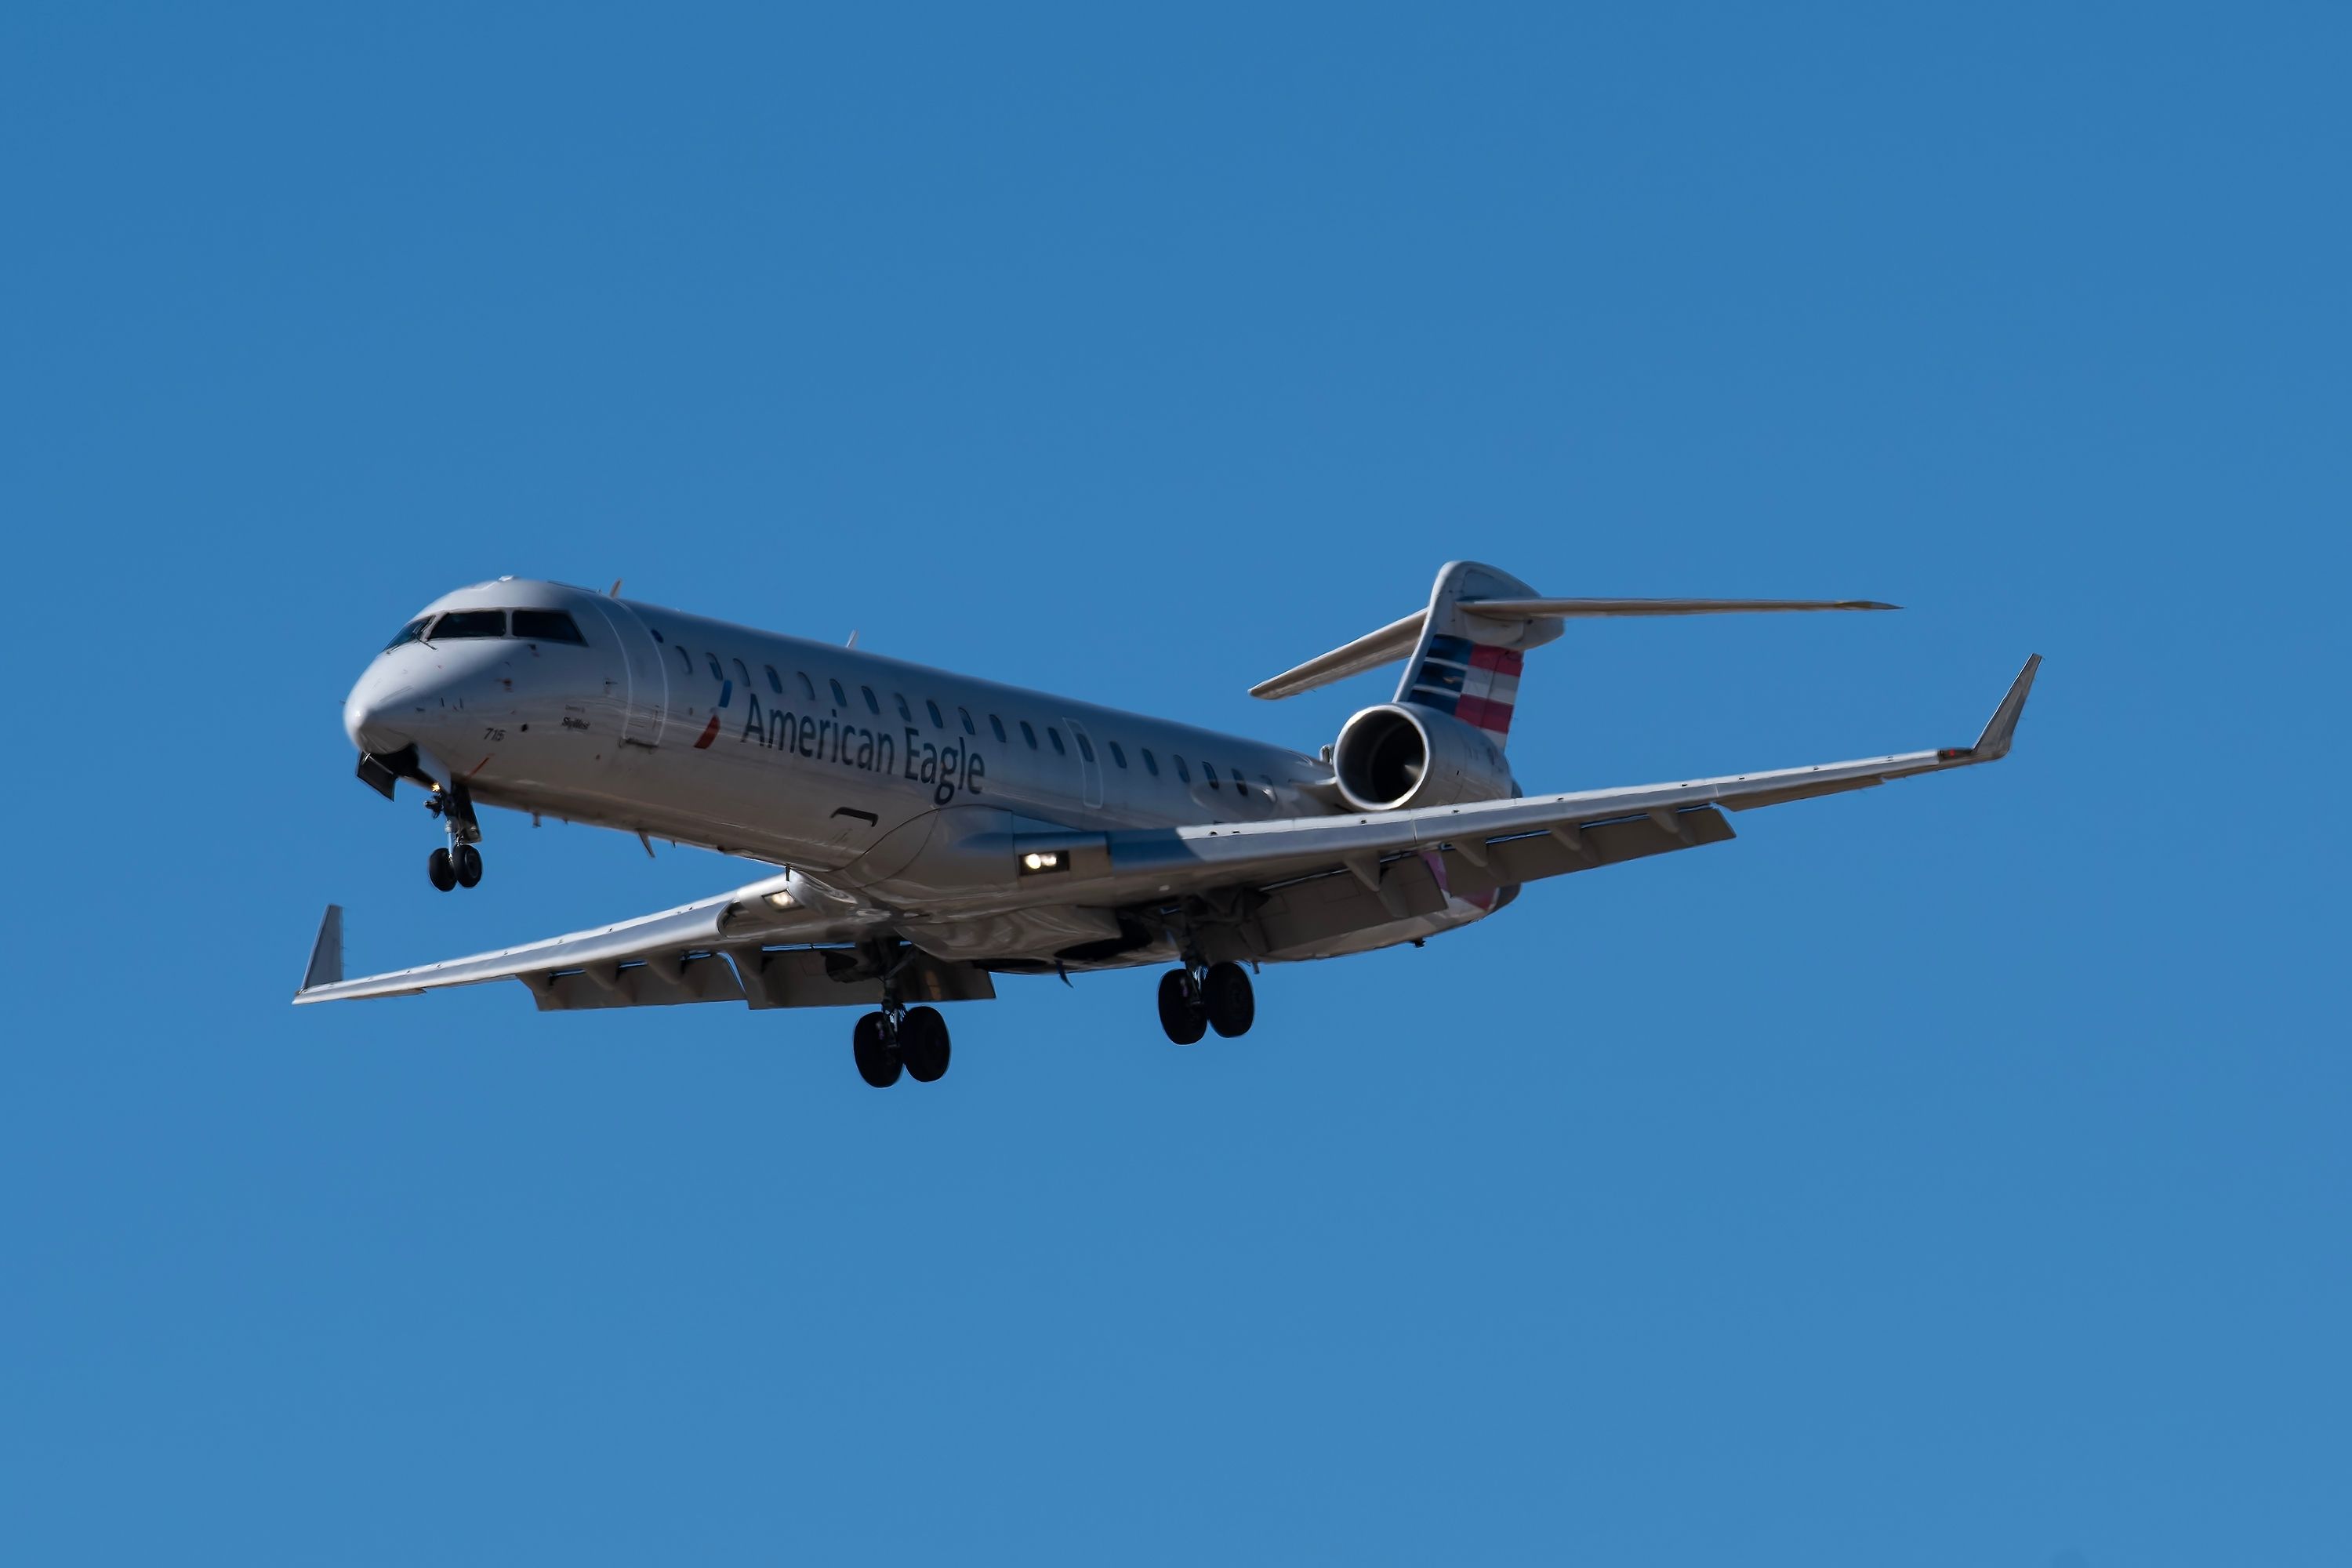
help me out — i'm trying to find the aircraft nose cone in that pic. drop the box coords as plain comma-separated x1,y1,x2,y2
344,669,414,754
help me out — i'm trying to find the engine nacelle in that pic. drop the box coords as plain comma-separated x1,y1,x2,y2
1331,702,1515,813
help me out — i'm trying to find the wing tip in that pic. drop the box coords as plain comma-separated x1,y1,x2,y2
1967,654,2042,760
297,904,345,998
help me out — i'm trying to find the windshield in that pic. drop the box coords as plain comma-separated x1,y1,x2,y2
431,609,507,639
383,617,432,652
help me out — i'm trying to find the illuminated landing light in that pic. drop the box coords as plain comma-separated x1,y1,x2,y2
1019,851,1065,875
766,890,797,910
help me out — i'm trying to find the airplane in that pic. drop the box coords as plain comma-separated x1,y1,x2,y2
296,561,2039,1087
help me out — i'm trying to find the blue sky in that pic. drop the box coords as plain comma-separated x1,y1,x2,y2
2,4,2345,1563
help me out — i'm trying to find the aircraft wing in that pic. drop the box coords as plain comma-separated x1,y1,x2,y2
1079,655,2041,929
296,658,2036,999
292,869,994,1012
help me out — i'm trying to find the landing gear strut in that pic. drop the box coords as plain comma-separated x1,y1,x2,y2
851,953,952,1087
1158,960,1254,1044
423,782,484,892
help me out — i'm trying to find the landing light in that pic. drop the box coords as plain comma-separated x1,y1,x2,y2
1019,851,1063,873
766,890,797,910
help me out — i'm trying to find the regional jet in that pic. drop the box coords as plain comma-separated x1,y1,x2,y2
297,561,2038,1087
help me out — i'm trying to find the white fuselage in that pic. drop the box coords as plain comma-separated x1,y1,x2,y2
343,578,1507,967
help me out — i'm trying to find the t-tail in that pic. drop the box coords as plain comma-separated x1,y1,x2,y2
1250,561,1903,755
1392,562,1552,751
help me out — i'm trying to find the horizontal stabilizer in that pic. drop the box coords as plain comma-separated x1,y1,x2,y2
1461,596,1899,620
1249,611,1429,699
1251,591,1898,699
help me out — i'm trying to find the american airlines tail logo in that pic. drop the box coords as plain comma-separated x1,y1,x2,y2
1406,635,1522,741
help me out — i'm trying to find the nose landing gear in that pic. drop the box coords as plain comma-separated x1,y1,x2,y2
423,783,485,892
426,843,483,891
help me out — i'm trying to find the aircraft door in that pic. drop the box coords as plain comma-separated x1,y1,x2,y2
586,598,670,750
1064,717,1105,810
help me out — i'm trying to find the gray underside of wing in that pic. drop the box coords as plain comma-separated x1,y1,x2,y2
292,877,996,1013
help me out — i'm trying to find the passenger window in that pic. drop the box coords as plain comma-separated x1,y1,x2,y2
1074,732,1094,763
1232,765,1249,797
383,616,432,652
1203,761,1220,789
1173,755,1190,782
672,644,694,675
733,658,751,684
926,699,945,729
798,672,817,701
957,706,976,735
861,685,881,715
1019,720,1038,750
1047,727,1066,756
764,665,782,695
706,654,724,681
434,609,506,639
1141,748,1159,776
1108,741,1127,768
991,715,1007,742
893,692,913,722
828,678,848,707
511,610,586,645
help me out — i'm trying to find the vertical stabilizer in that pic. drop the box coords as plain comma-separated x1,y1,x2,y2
1392,562,1562,751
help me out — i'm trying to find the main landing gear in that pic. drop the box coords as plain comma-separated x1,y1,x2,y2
1156,961,1254,1044
423,782,485,893
854,1004,951,1087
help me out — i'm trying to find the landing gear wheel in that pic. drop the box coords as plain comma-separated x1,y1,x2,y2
452,842,483,888
1203,962,1255,1038
1157,970,1207,1045
426,847,457,891
852,1011,902,1087
899,1006,951,1083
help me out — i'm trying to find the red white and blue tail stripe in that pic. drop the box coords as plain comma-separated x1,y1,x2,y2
1404,633,1524,746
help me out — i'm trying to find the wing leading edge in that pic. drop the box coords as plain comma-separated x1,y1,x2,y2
1098,654,2041,902
294,658,2036,1004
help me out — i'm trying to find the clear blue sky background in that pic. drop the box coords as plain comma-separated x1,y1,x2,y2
2,5,2345,1563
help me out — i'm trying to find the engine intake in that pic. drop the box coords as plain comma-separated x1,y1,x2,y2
1332,702,1515,813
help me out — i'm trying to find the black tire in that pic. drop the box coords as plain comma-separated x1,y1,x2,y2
1157,970,1207,1045
900,1006,951,1083
452,842,483,888
426,846,457,891
852,1012,902,1087
1203,961,1255,1038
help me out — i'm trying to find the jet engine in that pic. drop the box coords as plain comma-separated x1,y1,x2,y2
1331,702,1515,813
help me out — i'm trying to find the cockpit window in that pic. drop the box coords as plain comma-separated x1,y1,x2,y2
433,609,506,639
383,617,433,652
511,610,586,645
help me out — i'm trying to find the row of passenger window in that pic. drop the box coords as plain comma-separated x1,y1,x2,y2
383,609,588,650
659,633,1278,799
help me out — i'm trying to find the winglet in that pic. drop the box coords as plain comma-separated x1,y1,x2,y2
1964,655,2041,760
299,905,344,995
